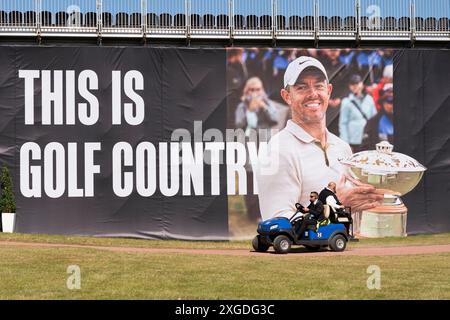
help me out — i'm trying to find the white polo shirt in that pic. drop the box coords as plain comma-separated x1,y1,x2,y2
256,120,352,220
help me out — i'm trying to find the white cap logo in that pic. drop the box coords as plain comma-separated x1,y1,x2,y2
284,56,329,88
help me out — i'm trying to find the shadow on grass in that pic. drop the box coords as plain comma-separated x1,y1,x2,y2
250,246,339,255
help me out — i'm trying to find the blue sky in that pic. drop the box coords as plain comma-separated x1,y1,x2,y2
0,0,448,19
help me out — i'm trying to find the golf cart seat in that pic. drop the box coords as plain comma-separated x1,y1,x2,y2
323,204,330,219
312,205,331,230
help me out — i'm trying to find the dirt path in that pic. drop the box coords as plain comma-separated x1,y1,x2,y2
1,241,450,257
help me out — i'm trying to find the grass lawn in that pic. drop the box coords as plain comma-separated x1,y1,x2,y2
0,246,449,299
0,233,449,299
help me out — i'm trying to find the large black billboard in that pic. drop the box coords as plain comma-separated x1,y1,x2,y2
0,46,449,239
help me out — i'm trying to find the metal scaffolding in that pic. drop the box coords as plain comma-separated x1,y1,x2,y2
0,0,449,41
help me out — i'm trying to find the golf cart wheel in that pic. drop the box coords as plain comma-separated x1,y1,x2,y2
273,235,292,254
330,234,347,252
304,245,321,252
252,235,269,252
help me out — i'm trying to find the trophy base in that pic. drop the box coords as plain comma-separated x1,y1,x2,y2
359,199,408,238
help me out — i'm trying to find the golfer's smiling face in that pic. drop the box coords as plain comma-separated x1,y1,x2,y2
283,72,332,124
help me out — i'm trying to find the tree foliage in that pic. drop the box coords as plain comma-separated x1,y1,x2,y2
0,165,16,213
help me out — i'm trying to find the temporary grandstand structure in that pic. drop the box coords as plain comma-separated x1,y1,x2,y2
0,0,449,42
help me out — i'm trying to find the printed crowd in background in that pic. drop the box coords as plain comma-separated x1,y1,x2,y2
227,48,394,223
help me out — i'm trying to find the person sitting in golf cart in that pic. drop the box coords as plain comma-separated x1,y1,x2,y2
319,182,348,221
318,181,353,235
295,191,326,237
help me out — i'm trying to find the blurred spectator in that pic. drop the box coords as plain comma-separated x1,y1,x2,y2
362,91,394,150
235,77,279,136
235,77,289,222
339,49,356,66
378,83,393,113
339,74,377,152
261,49,275,91
356,50,384,84
270,50,296,103
378,49,394,66
227,48,248,127
272,50,290,77
368,65,393,111
243,48,265,81
320,48,353,136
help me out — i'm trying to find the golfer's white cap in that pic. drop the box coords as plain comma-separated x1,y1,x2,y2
284,56,329,88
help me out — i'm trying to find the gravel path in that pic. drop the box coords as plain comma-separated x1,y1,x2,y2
1,241,450,257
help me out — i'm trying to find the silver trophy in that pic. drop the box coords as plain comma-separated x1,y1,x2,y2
339,141,426,237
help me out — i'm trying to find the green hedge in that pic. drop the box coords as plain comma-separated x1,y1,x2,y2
0,166,16,213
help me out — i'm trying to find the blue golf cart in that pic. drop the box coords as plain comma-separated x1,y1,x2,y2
252,203,354,254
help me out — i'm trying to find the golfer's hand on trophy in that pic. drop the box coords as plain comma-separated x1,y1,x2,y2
335,174,398,212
